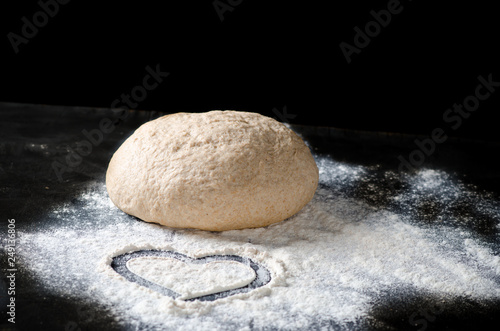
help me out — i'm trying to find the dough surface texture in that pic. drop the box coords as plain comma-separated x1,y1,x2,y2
106,111,318,231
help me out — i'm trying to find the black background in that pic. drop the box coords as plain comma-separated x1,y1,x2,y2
1,2,500,330
1,0,499,141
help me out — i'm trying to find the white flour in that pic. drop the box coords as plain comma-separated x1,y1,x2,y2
126,257,256,300
14,155,500,330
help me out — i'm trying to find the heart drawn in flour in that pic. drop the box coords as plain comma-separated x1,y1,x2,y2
111,250,271,301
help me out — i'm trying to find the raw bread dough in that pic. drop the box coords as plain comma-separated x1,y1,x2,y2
126,257,256,300
106,111,318,231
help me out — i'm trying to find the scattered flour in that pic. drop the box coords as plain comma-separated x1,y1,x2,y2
126,257,256,300
13,155,500,330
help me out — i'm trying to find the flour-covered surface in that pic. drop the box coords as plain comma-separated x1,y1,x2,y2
1,103,500,330
126,257,257,300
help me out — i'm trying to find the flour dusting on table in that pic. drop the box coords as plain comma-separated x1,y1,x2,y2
15,155,500,330
126,257,256,300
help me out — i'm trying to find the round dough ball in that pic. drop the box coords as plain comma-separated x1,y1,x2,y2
106,111,318,231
